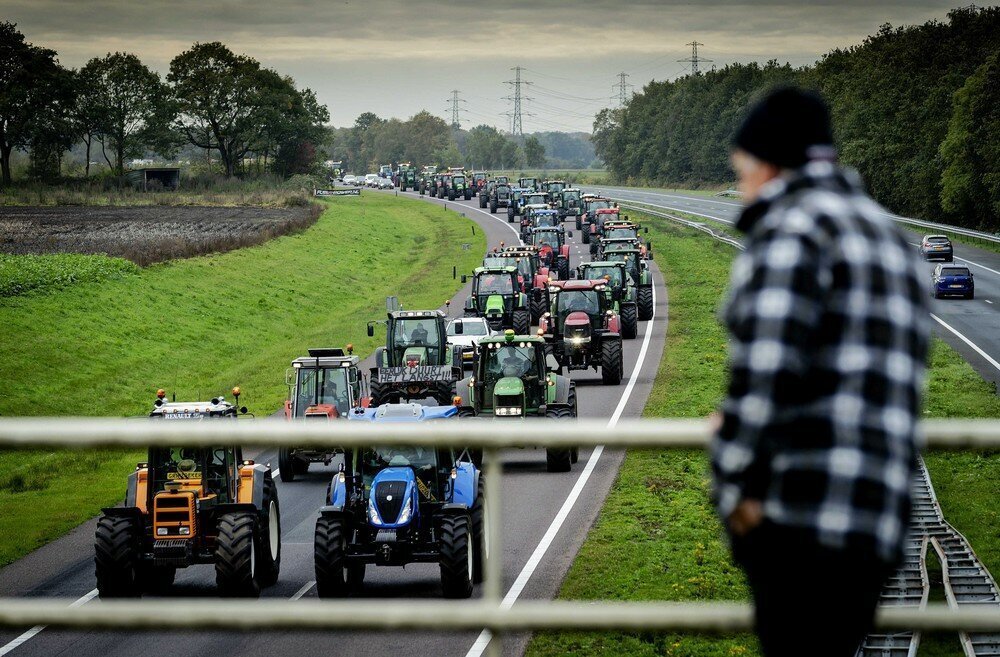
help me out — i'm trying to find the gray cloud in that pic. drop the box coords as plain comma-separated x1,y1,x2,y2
4,0,961,131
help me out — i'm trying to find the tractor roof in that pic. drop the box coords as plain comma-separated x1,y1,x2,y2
477,333,545,345
150,397,238,418
580,260,626,269
473,265,518,274
291,348,361,367
533,209,558,215
388,309,446,320
533,225,564,232
348,403,458,422
547,279,609,292
596,208,621,214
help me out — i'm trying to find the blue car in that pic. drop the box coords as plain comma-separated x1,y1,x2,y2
313,403,484,598
932,264,974,299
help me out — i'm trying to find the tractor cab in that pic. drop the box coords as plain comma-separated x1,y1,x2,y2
96,390,280,598
581,196,613,230
496,175,510,185
518,177,539,192
577,261,639,339
598,236,647,260
462,266,530,334
368,310,463,407
501,245,554,322
530,208,560,229
604,248,654,321
543,180,567,196
524,192,550,207
558,188,583,220
530,226,572,280
313,403,484,599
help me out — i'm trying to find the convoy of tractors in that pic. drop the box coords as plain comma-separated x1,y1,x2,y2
95,168,654,602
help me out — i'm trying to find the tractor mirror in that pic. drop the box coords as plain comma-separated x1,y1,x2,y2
567,231,574,238
546,354,560,372
454,320,464,335
284,368,295,387
645,227,649,234
461,275,468,284
367,325,374,337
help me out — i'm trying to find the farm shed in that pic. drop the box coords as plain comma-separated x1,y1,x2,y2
125,167,180,191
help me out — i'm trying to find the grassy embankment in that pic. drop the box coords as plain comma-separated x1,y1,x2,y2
0,192,485,567
527,212,1000,657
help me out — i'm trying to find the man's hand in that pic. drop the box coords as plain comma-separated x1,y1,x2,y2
728,499,764,537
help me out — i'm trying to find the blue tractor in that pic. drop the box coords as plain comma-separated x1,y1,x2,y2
313,403,486,598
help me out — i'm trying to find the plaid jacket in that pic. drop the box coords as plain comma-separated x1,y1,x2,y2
713,161,930,563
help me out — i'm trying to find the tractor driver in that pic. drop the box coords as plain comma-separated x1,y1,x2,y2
410,322,429,345
563,291,597,316
320,372,349,414
500,346,532,379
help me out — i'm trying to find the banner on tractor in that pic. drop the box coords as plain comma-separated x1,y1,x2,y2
372,366,459,384
314,188,360,197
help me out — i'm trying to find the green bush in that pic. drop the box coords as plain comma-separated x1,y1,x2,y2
0,254,139,298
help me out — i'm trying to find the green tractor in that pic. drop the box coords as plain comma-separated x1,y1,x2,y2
461,266,531,335
604,247,654,321
577,261,639,339
455,330,578,472
397,165,417,191
445,172,473,201
557,187,584,222
367,309,464,406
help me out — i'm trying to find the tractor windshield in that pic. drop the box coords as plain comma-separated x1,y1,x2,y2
496,185,510,195
589,200,611,211
607,228,638,239
356,446,445,496
295,367,351,416
482,343,538,383
547,183,566,193
149,447,232,497
534,213,558,228
533,231,561,249
583,266,623,287
477,273,514,296
563,191,581,203
453,175,465,185
607,252,640,279
557,290,601,319
527,194,547,205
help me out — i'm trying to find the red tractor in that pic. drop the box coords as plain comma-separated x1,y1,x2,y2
529,225,572,281
586,207,622,246
499,245,554,322
539,279,624,385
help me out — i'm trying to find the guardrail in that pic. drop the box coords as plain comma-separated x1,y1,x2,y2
615,201,745,250
884,213,1000,245
1,418,999,653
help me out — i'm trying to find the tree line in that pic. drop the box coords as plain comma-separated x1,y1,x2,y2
325,112,548,173
593,6,1000,230
0,23,329,185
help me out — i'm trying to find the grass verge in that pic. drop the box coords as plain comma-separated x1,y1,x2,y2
527,212,1000,657
0,191,485,567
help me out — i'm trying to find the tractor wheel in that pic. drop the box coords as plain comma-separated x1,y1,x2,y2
490,201,497,214
458,407,476,418
557,258,569,281
571,448,579,464
590,241,599,257
254,472,281,588
278,448,297,482
507,209,514,223
529,295,547,324
480,195,487,209
544,400,573,472
582,229,590,245
215,512,260,597
369,379,400,407
449,191,456,201
136,562,175,592
621,303,638,339
434,381,455,406
637,286,654,321
439,513,474,599
314,515,351,598
512,309,530,335
95,515,141,598
465,190,472,201
576,216,582,230
293,457,309,475
601,338,623,385
471,475,487,584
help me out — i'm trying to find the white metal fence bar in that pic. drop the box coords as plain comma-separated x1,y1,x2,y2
0,418,996,448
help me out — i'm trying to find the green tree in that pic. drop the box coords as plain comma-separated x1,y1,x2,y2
523,135,547,167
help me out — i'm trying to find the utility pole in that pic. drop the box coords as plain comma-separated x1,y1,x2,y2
504,66,533,138
446,90,467,129
678,41,712,75
612,72,633,108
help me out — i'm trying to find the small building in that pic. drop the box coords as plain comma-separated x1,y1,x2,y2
125,167,180,191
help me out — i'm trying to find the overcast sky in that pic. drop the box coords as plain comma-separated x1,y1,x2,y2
5,0,967,133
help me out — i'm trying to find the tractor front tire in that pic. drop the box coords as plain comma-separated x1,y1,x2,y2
434,381,455,406
507,209,514,223
529,295,547,324
544,403,574,472
480,195,487,209
601,338,623,385
576,216,582,230
464,190,472,201
582,229,590,244
449,191,456,201
471,475,487,584
314,515,350,598
369,379,400,407
278,448,297,482
490,201,497,214
637,286,654,321
95,515,141,598
215,512,260,597
254,473,281,588
512,309,530,335
439,513,474,599
621,303,638,339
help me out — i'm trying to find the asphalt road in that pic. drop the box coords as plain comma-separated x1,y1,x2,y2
588,184,1000,388
0,188,669,657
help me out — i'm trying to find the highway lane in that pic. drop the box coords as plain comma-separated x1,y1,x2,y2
587,184,1000,387
0,188,669,657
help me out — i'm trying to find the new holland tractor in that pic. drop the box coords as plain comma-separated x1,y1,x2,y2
367,309,464,407
539,279,624,385
462,266,531,334
577,261,639,339
95,390,280,598
505,187,528,222
280,347,370,481
529,225,572,281
455,330,578,472
314,403,485,598
520,207,560,241
604,247,654,321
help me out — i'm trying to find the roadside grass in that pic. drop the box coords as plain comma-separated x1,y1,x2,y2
0,192,485,567
0,254,139,297
527,212,1000,657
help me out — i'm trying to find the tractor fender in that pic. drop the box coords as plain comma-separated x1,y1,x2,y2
606,314,621,334
450,462,478,507
326,474,348,509
600,332,622,343
101,505,143,518
552,374,572,405
124,470,139,507
318,506,350,520
374,346,387,368
439,503,470,515
246,464,269,508
559,245,570,259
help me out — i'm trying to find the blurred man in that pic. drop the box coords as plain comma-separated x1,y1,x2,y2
712,88,930,657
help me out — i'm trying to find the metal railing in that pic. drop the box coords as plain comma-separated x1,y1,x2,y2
1,418,1000,649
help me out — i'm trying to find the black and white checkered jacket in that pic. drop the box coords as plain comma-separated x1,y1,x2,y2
713,161,931,563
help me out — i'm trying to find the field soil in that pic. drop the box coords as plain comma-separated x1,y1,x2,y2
0,205,319,265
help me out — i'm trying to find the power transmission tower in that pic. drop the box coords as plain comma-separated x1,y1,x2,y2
446,90,467,129
678,41,712,75
504,66,533,138
612,72,633,107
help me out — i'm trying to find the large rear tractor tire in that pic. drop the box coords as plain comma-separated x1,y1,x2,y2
480,195,487,209
582,229,590,245
557,257,569,281
439,513,474,599
621,303,638,339
471,475,487,584
215,512,260,597
544,404,574,472
278,448,297,482
465,190,472,201
507,208,515,223
637,286,654,321
512,309,530,335
314,515,351,598
95,515,141,598
369,379,400,407
254,473,281,588
601,338,623,385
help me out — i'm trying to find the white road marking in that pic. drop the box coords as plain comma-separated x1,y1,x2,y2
0,588,97,656
986,300,993,305
930,313,1000,374
290,581,315,600
465,281,661,657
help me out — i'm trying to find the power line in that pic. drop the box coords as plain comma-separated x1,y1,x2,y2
446,90,468,129
678,41,712,75
504,66,534,138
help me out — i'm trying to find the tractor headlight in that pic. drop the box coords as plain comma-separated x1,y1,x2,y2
178,526,190,535
156,527,168,536
368,499,382,526
397,498,413,525
570,336,584,346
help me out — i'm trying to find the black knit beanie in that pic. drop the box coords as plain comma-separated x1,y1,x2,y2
733,87,835,168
